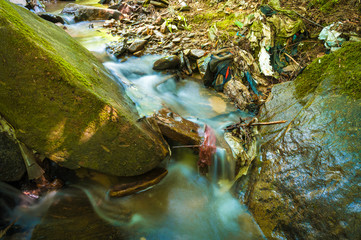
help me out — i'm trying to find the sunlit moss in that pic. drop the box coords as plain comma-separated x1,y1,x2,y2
295,42,361,99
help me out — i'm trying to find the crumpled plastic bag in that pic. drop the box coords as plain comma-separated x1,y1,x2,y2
318,22,345,52
267,14,305,39
247,19,273,49
258,47,274,76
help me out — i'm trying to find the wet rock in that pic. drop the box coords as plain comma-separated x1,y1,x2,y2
103,18,117,28
128,39,147,53
37,13,65,24
1,1,169,177
106,39,128,58
153,108,202,145
61,3,123,22
189,49,206,59
109,168,168,197
180,51,192,75
0,132,26,182
163,42,174,49
160,21,168,33
9,0,27,8
172,37,181,43
133,50,144,57
150,1,168,8
154,15,164,25
245,42,361,239
223,79,252,110
153,55,181,70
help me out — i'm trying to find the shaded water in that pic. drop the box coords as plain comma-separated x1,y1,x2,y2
1,8,264,240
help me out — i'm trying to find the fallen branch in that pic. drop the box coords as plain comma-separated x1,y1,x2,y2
265,4,324,28
246,120,287,126
225,120,287,131
293,11,324,28
284,52,300,66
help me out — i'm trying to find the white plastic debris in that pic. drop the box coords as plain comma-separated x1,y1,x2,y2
258,47,274,76
318,22,345,52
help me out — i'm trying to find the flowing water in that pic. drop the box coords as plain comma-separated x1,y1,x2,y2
1,4,265,239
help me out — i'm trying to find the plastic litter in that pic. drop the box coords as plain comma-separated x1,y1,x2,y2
245,72,261,96
258,47,274,76
318,22,345,52
208,23,218,41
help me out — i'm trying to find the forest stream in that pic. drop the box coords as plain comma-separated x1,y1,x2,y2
1,2,264,239
2,0,361,239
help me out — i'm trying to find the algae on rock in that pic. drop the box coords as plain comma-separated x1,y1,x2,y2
0,1,169,176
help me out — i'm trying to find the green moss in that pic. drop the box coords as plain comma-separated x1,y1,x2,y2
295,42,361,99
0,1,169,176
308,0,339,13
192,12,226,25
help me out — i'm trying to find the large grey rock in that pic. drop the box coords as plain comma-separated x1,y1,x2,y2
61,3,123,22
245,42,361,239
0,132,26,182
0,1,169,177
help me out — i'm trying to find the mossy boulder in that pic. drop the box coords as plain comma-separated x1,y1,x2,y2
245,42,361,239
0,1,169,177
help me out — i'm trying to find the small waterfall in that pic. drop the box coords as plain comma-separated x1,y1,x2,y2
208,145,237,191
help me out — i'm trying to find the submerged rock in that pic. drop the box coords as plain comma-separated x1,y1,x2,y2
245,42,361,239
31,188,131,239
61,3,123,22
0,1,169,177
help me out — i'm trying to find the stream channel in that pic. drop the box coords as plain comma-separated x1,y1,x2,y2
1,1,265,239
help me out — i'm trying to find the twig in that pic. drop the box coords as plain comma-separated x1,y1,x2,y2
284,52,300,66
293,11,324,28
265,4,323,28
172,145,200,148
247,120,287,126
225,120,287,130
0,218,18,238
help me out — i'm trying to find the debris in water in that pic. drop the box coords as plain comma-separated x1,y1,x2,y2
198,125,217,173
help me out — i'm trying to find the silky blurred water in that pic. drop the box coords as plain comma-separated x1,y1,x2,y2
1,8,264,239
